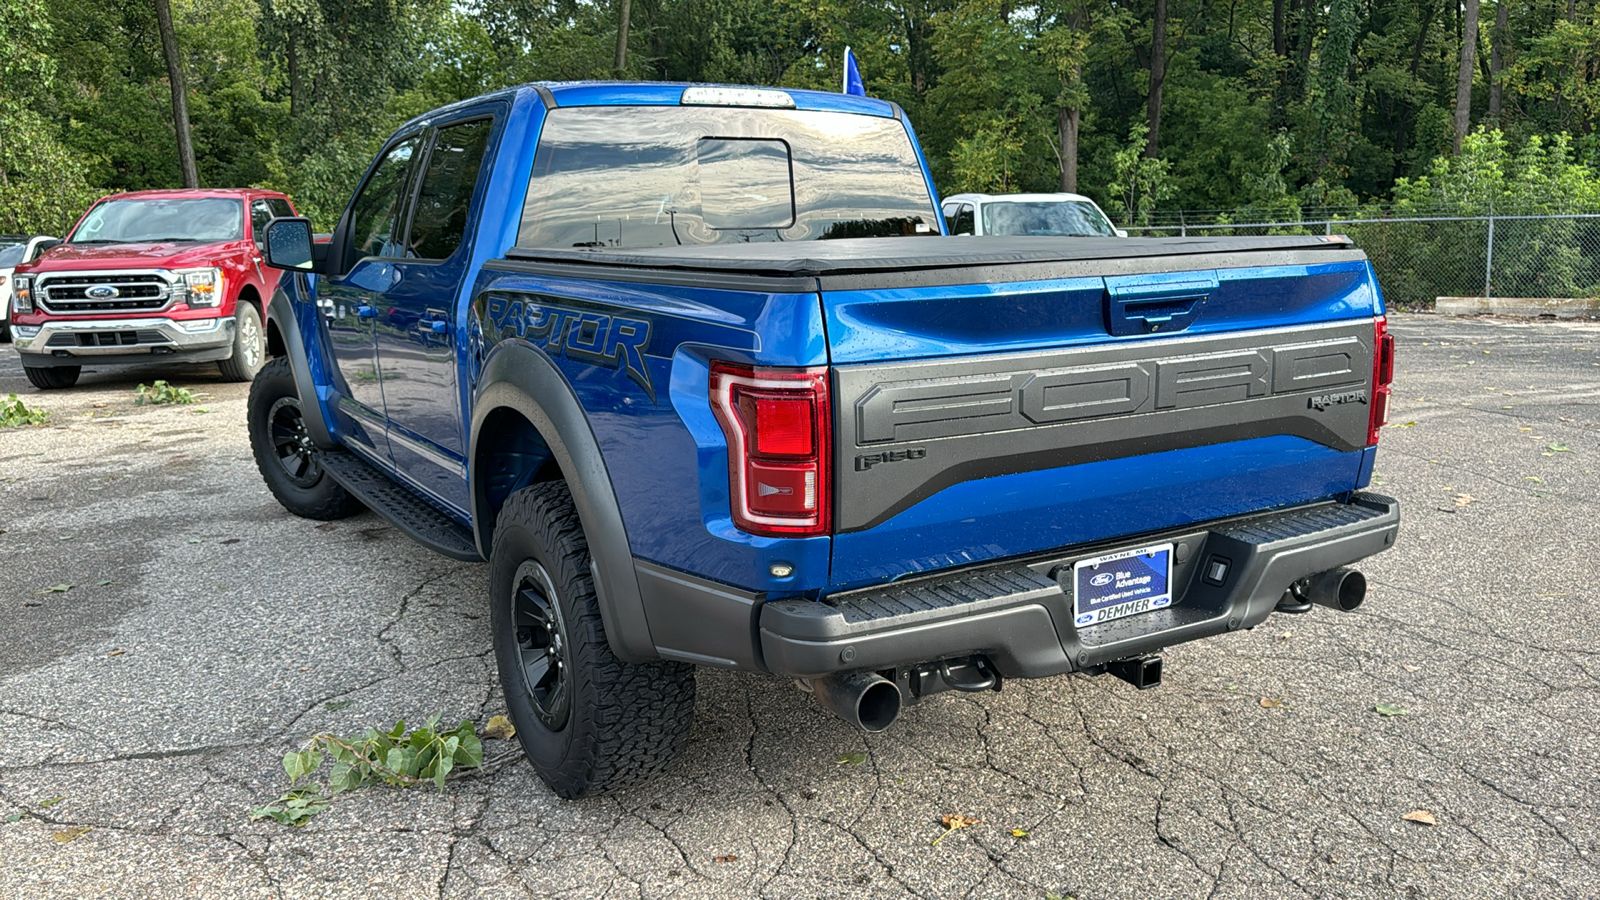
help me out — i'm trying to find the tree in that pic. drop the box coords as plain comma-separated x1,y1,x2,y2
615,0,633,73
1145,0,1168,158
154,0,199,187
1455,0,1481,153
1488,1,1509,122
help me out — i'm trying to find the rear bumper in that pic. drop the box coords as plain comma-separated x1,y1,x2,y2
756,492,1400,678
13,315,234,366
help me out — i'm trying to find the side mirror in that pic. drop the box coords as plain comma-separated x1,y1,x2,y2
1115,229,1129,238
263,217,319,272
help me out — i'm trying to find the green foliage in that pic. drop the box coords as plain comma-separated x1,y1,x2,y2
135,381,197,405
1,0,1598,233
1105,123,1174,226
0,394,49,427
250,716,484,826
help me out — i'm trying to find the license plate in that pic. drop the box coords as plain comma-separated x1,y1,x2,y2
1073,543,1174,627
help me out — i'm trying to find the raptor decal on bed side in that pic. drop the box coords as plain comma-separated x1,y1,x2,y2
486,295,654,400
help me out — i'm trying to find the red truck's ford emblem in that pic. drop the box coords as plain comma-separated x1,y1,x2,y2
85,284,120,300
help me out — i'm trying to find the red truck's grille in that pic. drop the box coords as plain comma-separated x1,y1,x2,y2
38,273,171,314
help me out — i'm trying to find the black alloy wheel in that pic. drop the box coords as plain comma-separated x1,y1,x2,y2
267,395,323,488
247,356,363,520
512,561,572,731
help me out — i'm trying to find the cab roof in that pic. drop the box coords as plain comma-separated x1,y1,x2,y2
943,192,1100,205
398,81,902,133
91,188,286,202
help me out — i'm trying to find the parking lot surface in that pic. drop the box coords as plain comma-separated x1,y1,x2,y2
1,312,1597,899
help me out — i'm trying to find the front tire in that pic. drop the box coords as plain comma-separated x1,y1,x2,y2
491,481,695,799
248,357,363,520
24,365,79,390
218,302,265,382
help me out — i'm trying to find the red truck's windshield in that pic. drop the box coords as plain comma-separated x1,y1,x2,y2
71,197,244,244
518,107,938,248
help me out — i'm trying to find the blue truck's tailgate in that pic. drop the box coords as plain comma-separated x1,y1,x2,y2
816,242,1383,587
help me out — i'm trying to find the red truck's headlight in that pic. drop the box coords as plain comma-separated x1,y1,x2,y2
1368,315,1395,446
178,267,225,308
11,275,34,314
710,362,831,536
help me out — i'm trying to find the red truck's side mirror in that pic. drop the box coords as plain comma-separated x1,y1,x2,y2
263,217,324,274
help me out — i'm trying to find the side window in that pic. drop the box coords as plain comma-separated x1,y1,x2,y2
952,204,975,235
942,205,959,234
407,119,492,260
267,198,294,219
250,200,274,243
347,137,420,262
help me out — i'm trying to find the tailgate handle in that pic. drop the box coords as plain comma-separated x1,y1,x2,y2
1104,272,1218,337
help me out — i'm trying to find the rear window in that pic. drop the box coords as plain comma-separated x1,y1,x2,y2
518,106,937,248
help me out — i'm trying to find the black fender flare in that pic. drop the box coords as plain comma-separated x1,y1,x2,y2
469,341,656,664
265,279,335,449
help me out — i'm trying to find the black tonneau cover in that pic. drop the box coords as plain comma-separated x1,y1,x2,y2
504,234,1354,278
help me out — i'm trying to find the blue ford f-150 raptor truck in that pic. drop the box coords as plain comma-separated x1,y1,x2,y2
250,82,1400,798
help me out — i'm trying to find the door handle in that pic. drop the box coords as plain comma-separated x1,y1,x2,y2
357,305,377,318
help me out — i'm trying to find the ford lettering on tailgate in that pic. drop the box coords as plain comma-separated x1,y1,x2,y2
855,333,1367,444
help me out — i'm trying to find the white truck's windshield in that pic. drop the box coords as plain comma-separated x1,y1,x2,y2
983,201,1116,237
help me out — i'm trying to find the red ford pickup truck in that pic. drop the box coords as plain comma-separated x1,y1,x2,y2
7,188,299,389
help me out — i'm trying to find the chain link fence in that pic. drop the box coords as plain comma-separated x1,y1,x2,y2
1127,214,1600,308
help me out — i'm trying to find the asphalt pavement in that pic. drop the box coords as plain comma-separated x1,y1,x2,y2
0,312,1597,899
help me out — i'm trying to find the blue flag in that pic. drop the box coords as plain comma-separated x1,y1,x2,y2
843,47,865,96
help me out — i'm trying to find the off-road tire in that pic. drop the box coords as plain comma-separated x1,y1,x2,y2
24,365,79,390
491,481,695,799
217,302,265,382
248,357,363,520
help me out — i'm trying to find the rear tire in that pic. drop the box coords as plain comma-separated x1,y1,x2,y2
24,365,79,390
248,357,363,520
491,481,695,799
218,302,265,382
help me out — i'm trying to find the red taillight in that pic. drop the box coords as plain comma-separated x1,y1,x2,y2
1368,315,1395,446
710,362,832,536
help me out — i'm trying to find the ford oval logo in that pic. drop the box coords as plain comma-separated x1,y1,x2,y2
85,284,120,300
1089,572,1115,587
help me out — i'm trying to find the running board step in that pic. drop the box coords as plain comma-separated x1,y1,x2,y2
318,449,483,562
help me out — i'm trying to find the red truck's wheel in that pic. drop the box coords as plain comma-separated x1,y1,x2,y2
490,481,695,798
248,358,363,520
218,303,265,382
24,366,80,390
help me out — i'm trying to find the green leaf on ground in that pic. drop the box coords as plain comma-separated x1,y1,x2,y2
35,584,72,594
323,700,352,712
1547,443,1572,453
249,789,329,826
4,812,22,823
836,751,868,766
38,797,64,808
51,826,90,843
1374,702,1408,717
